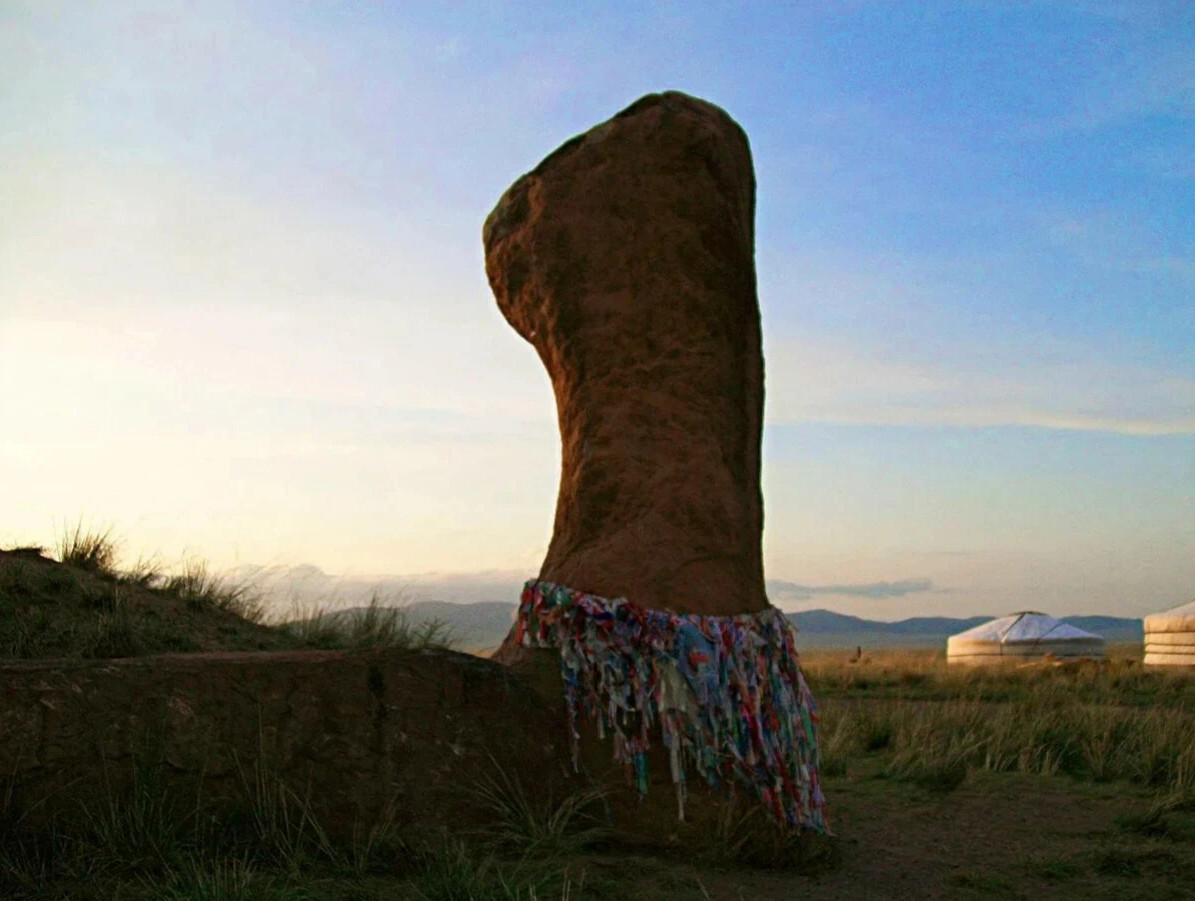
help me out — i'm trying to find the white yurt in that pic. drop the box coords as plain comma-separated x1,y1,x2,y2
1143,600,1195,667
946,611,1105,665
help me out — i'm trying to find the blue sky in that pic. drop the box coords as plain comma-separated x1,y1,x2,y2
1,1,1191,618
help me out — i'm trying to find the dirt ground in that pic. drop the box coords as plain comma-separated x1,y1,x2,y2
666,772,1192,900
547,769,1194,900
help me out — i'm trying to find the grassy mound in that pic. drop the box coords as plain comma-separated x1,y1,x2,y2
0,529,453,661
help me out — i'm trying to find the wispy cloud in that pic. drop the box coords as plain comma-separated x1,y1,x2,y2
1065,45,1195,130
768,579,935,601
227,564,531,613
1037,209,1195,285
226,564,939,614
765,336,1195,436
1129,146,1195,181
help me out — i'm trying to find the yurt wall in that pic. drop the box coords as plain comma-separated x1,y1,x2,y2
1144,600,1195,667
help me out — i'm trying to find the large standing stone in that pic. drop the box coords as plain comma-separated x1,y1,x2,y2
484,91,767,617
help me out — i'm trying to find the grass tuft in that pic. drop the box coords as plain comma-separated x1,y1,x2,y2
695,800,839,872
472,757,608,857
120,556,164,590
404,834,574,901
56,522,119,577
1115,790,1195,842
160,559,263,623
78,764,188,872
235,749,337,872
138,854,304,901
276,593,456,652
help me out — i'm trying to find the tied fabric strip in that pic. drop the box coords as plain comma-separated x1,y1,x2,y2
514,579,828,832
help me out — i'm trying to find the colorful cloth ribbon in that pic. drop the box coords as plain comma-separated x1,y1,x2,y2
514,579,827,832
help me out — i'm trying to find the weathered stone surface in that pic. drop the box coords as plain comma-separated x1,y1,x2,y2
0,648,568,840
484,91,767,618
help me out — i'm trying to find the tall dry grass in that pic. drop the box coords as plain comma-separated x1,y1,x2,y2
807,649,1195,795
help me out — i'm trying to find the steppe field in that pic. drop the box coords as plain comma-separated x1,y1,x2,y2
2,540,1193,900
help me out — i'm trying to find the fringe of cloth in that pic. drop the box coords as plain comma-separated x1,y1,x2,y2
513,579,827,832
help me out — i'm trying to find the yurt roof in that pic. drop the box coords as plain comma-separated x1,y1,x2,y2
1144,599,1195,634
949,611,1102,645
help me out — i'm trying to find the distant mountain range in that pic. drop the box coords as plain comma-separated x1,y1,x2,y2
778,609,1143,649
240,564,1147,649
319,602,1144,652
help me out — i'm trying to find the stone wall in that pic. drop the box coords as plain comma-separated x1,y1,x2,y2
0,648,568,841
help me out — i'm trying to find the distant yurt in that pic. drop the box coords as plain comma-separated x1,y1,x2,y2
946,611,1105,665
1144,600,1195,668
